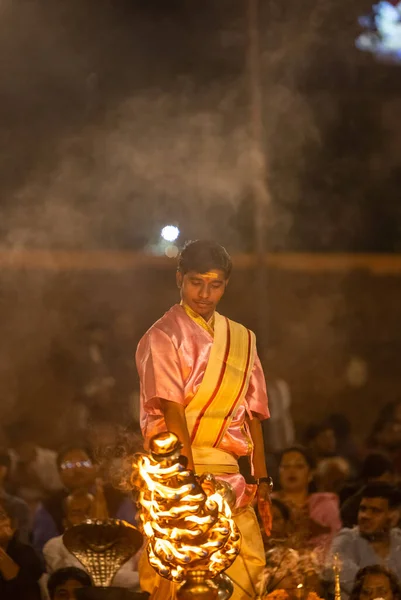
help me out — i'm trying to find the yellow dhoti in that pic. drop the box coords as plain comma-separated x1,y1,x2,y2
138,307,266,599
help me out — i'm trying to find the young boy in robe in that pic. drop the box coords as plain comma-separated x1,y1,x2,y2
136,240,272,600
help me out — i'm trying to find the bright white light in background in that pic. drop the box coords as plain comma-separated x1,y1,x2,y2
161,225,180,242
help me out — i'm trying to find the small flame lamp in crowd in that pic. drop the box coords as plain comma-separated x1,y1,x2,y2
131,432,240,600
333,554,341,600
63,519,144,600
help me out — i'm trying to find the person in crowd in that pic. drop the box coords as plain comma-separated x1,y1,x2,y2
79,321,116,416
33,443,136,553
367,402,401,474
7,419,62,511
264,497,321,597
327,483,401,598
349,565,401,600
340,452,396,528
262,378,295,454
270,498,292,543
316,456,351,495
304,422,337,466
327,413,362,473
0,502,43,599
47,567,92,600
43,489,140,589
273,446,341,561
0,448,30,543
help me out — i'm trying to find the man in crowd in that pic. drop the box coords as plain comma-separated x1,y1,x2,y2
0,449,30,543
33,444,136,553
340,452,396,528
327,482,401,598
136,240,272,600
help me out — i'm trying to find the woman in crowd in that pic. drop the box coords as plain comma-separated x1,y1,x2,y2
273,446,341,561
349,565,401,600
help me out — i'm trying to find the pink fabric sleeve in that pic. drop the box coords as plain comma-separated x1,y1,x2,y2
136,328,185,413
245,353,270,420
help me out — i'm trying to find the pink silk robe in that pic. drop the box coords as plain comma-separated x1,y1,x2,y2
136,304,270,508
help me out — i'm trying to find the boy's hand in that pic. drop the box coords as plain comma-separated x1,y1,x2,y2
257,481,272,536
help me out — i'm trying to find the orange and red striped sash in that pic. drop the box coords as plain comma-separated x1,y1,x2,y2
185,311,256,448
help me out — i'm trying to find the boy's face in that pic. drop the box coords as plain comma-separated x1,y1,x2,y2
53,579,86,600
177,269,227,321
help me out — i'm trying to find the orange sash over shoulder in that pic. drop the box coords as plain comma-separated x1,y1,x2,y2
184,309,256,449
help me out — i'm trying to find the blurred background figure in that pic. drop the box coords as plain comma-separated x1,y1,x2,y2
0,502,43,600
6,419,62,516
78,321,116,418
43,490,140,590
273,446,341,563
340,452,396,528
47,567,93,600
263,378,295,453
367,402,401,475
304,422,337,467
349,565,401,600
327,483,401,598
316,456,351,495
33,443,136,554
326,413,363,475
0,449,30,543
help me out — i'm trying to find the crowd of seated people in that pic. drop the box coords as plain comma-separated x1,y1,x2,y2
0,419,142,599
260,407,401,600
1,403,401,599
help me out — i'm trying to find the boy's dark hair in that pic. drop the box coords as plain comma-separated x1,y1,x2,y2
178,240,232,279
48,567,92,599
361,452,395,481
360,482,401,509
271,498,291,522
56,444,95,470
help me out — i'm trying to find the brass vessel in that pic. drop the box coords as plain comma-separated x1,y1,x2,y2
63,519,143,588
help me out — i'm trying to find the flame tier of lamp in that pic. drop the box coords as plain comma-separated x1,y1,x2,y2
131,432,240,599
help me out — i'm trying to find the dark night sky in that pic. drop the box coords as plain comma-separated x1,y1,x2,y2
0,0,400,252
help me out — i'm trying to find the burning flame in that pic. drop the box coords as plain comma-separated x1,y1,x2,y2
131,432,241,583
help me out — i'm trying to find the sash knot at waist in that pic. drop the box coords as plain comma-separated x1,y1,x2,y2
192,446,239,474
